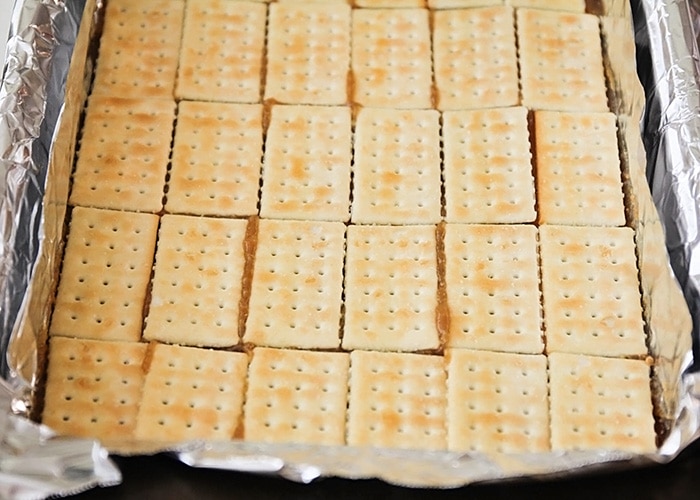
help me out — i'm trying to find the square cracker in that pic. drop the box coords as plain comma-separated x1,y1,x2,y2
539,225,647,357
535,111,625,226
549,352,656,453
347,350,447,451
352,8,432,109
92,0,184,99
42,337,147,441
49,207,158,342
167,101,263,217
443,107,535,223
444,224,543,354
342,224,440,352
446,349,549,453
135,343,248,441
244,347,349,446
433,7,518,111
244,219,346,350
352,107,441,224
260,105,352,221
70,96,175,213
517,9,608,112
143,215,248,348
176,0,266,102
265,3,350,105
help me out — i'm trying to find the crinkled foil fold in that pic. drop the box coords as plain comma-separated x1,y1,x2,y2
1,0,700,497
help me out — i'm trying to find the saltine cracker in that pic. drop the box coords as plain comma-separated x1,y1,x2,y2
50,207,158,343
244,347,350,445
177,0,266,102
265,3,351,105
70,96,175,213
244,219,346,350
135,343,248,441
167,101,263,217
343,224,440,352
143,215,248,348
260,105,351,221
43,337,148,441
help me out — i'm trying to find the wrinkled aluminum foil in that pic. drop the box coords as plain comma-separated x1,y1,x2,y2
1,1,120,498
1,0,699,498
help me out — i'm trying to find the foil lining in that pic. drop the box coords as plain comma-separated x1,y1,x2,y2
0,0,699,497
635,0,700,451
1,1,120,498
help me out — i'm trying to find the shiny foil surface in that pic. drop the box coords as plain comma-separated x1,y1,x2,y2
0,0,699,498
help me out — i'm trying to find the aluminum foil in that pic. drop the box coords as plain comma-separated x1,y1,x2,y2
1,0,120,498
1,0,700,498
634,0,700,451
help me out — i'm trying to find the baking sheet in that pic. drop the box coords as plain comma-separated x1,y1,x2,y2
1,0,699,498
